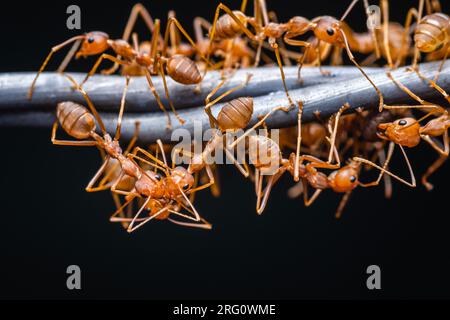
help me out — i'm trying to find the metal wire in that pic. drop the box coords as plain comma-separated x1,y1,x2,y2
0,61,449,143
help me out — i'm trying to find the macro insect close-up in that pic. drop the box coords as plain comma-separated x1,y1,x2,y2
1,0,450,306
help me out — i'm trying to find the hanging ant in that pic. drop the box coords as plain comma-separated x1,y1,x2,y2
52,75,210,232
172,75,257,194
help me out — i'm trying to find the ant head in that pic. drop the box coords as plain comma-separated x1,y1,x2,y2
171,166,195,193
329,163,359,193
313,16,343,44
76,32,110,58
377,117,421,148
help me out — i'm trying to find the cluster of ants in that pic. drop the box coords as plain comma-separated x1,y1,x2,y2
27,0,449,232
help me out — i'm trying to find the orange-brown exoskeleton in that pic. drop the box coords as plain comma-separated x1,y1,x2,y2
52,75,210,232
399,0,449,80
172,76,257,195
207,0,301,107
29,3,160,95
375,107,450,191
239,104,347,215
112,143,212,233
281,0,384,111
29,5,203,128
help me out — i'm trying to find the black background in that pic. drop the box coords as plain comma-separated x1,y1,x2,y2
0,0,449,300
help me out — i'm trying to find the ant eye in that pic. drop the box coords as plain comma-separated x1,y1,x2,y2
398,119,407,126
182,184,190,191
326,28,335,36
349,176,356,183
88,37,95,44
155,174,162,181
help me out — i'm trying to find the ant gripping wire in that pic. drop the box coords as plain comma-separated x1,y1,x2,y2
0,60,449,144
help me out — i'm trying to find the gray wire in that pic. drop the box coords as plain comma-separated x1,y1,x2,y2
0,61,448,144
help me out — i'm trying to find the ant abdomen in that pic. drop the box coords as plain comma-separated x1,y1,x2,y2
248,135,282,174
56,102,96,139
217,97,253,131
415,13,450,53
215,11,248,40
166,55,202,85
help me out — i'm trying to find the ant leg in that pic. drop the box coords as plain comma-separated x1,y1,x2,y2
127,198,167,233
380,0,393,69
377,147,393,199
110,192,129,229
176,186,201,222
110,171,137,196
158,61,186,125
396,7,419,67
410,65,450,105
114,77,131,140
257,168,287,215
188,165,215,195
363,0,381,60
315,40,332,76
302,155,340,171
363,140,395,187
433,43,449,83
50,121,97,146
102,3,161,75
168,216,213,230
421,131,449,156
85,156,112,192
422,154,447,191
420,132,449,189
335,191,353,219
110,193,137,223
208,165,221,197
56,39,82,73
163,17,209,63
127,150,167,173
303,183,323,207
28,35,85,99
294,103,303,182
385,71,437,107
124,122,141,155
354,143,416,187
271,41,295,106
122,3,160,43
229,105,286,149
156,139,169,168
326,104,348,165
223,144,250,177
80,54,130,88
143,68,172,129
283,37,312,86
340,30,384,112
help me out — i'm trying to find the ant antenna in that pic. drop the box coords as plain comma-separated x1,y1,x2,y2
340,0,360,21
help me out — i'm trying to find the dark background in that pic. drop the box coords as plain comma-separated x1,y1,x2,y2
0,0,449,300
